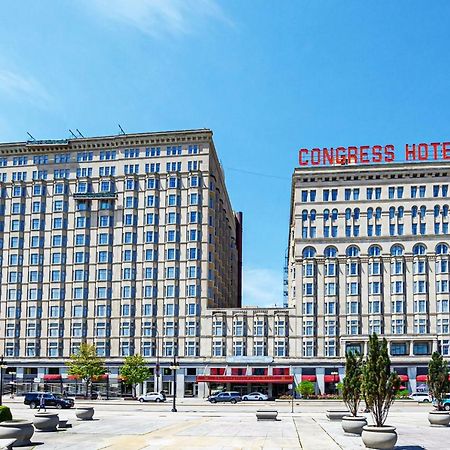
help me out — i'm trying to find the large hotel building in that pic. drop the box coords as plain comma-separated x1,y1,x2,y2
0,130,447,397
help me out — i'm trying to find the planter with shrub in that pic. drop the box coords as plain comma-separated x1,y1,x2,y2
341,351,366,435
361,334,400,449
427,351,450,426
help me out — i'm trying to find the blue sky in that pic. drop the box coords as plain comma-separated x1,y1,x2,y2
1,1,449,306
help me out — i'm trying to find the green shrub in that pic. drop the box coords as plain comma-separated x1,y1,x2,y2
362,334,401,427
0,406,12,422
395,389,410,399
428,351,450,410
343,351,363,416
296,381,315,399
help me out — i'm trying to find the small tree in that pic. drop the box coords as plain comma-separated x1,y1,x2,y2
427,351,450,411
120,355,151,398
296,380,315,399
362,334,401,427
66,344,106,397
343,351,363,416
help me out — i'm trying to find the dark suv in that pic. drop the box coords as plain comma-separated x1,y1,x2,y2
207,391,242,404
24,392,74,409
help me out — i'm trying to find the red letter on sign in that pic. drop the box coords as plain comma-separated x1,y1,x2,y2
372,145,382,162
384,145,395,162
299,149,309,166
443,142,450,160
405,144,416,161
430,142,440,160
418,143,428,160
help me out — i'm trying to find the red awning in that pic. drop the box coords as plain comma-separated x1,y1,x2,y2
301,375,317,382
196,375,293,384
398,375,409,382
416,375,428,382
324,375,340,383
43,374,62,381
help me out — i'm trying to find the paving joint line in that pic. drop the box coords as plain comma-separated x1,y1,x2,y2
312,417,344,449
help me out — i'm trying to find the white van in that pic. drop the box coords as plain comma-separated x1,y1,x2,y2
409,392,431,403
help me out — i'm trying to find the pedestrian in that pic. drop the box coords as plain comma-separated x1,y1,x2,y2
38,394,46,412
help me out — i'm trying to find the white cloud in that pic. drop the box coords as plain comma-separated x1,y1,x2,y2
243,267,284,308
0,68,52,107
84,0,232,38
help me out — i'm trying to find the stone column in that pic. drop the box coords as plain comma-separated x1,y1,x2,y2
408,366,417,394
316,367,325,395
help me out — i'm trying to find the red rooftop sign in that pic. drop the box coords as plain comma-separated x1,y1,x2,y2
298,142,450,166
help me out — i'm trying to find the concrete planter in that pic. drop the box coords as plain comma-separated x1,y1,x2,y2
75,407,94,421
361,425,397,449
341,415,367,435
326,410,350,421
33,412,59,432
0,420,35,447
428,411,450,426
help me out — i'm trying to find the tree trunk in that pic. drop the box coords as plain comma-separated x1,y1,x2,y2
85,380,89,398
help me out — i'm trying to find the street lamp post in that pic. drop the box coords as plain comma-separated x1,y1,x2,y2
331,370,339,395
0,356,7,406
10,371,16,398
170,354,180,413
155,329,160,393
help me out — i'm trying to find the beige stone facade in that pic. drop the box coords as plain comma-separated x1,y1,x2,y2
287,161,450,391
0,129,245,395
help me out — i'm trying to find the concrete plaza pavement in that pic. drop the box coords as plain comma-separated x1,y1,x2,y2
1,398,449,449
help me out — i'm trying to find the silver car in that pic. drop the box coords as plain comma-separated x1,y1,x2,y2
138,392,166,403
242,392,269,401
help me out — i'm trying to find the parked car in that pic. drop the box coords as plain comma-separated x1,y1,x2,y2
24,392,74,409
409,392,432,403
208,391,242,404
138,392,166,403
242,392,269,401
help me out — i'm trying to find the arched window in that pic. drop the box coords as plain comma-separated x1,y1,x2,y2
398,207,404,219
436,243,449,255
444,205,449,218
354,208,360,220
331,209,338,221
345,208,351,220
389,207,395,220
375,207,382,219
413,243,426,255
324,246,337,258
368,245,381,257
310,209,316,221
390,244,404,256
346,245,360,257
434,205,440,218
323,209,330,221
303,246,316,258
302,210,308,221
412,206,418,218
367,208,373,220
420,205,427,218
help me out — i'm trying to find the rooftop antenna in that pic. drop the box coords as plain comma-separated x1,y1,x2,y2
69,129,77,139
118,124,126,135
27,132,36,141
76,129,85,138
